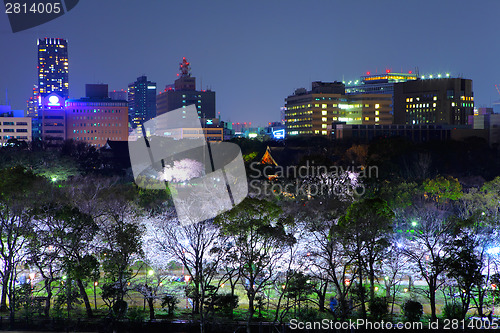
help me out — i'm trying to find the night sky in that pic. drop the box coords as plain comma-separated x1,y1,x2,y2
1,0,500,126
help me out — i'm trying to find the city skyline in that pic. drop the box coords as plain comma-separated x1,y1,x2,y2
1,0,500,126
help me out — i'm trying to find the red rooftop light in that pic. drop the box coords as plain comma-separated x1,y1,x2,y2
366,71,370,75
386,69,390,73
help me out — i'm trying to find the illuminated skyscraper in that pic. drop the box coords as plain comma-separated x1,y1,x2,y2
37,38,69,98
128,76,156,130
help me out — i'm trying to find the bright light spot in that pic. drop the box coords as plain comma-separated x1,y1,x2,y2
487,247,500,255
411,221,417,227
51,177,57,182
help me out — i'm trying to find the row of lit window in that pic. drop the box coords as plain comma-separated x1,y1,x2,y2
460,96,473,101
406,96,438,103
73,130,122,134
286,110,313,116
0,129,27,132
288,124,313,128
75,136,121,141
407,103,437,108
72,123,122,127
287,118,312,123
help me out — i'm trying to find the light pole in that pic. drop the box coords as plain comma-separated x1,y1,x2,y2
144,269,154,310
93,281,98,310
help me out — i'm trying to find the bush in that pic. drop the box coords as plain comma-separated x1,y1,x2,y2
442,303,463,320
127,307,146,322
211,294,238,317
369,297,389,320
402,300,423,322
161,294,179,317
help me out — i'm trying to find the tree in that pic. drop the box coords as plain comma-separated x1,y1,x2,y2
144,210,224,332
338,198,394,318
40,205,99,318
444,232,483,320
0,167,49,313
215,198,295,333
401,210,454,321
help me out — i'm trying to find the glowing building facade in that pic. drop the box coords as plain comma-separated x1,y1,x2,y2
37,38,69,98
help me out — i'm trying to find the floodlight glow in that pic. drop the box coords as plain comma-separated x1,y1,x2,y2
248,133,258,138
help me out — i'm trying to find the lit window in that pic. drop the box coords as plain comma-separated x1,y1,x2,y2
314,104,320,107
314,130,319,134
322,117,327,122
375,117,380,122
365,104,369,107
322,124,327,128
322,104,327,108
364,117,369,121
433,96,437,101
322,110,327,115
375,111,379,115
433,103,437,107
375,104,380,109
322,130,327,135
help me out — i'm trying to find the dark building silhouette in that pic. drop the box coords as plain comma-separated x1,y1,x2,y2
128,76,156,130
37,38,69,98
156,58,215,119
393,78,474,125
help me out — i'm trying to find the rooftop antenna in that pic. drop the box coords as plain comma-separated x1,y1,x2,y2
179,57,191,78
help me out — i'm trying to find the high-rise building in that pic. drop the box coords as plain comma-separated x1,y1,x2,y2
156,58,215,119
128,76,156,130
37,38,69,98
284,81,392,136
66,84,128,147
26,84,39,117
393,77,474,125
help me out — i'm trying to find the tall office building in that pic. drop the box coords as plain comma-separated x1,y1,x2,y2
156,57,215,119
393,77,474,125
37,38,69,98
284,81,392,136
128,76,156,129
